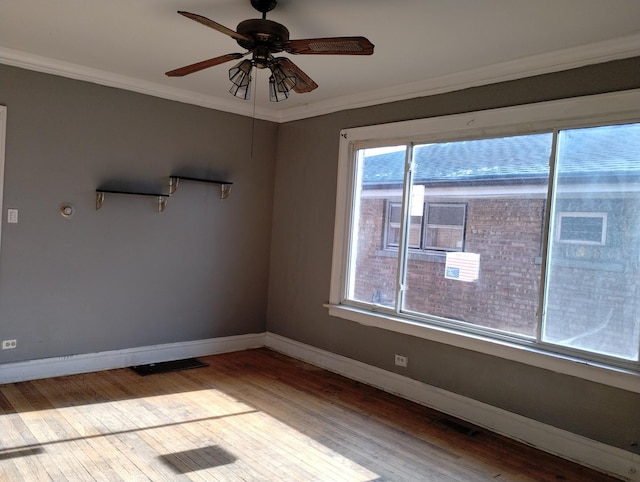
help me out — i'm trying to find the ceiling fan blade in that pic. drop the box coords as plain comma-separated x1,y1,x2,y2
177,11,253,43
273,58,318,93
165,53,245,77
284,36,374,55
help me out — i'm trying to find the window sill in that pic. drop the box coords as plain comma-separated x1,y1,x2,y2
324,303,640,393
376,249,447,262
552,258,625,272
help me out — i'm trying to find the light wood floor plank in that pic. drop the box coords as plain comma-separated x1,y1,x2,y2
1,384,74,481
195,358,448,481
69,371,195,481
169,360,385,480
21,380,116,481
203,354,499,481
135,369,360,481
35,376,150,481
0,348,620,481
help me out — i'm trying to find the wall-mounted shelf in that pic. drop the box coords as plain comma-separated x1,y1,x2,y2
169,176,233,199
96,189,170,212
94,175,232,213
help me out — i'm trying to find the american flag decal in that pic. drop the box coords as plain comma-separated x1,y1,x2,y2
444,252,480,282
445,266,460,279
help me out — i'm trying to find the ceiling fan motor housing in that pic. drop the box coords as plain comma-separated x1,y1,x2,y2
236,19,290,67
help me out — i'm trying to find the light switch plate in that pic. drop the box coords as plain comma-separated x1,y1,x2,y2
7,209,18,224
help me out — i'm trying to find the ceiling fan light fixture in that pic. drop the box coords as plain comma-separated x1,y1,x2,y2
270,62,296,93
268,74,289,102
228,59,253,99
268,60,297,102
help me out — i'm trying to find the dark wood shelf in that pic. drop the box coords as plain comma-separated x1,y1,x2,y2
96,189,169,212
94,175,233,212
169,176,233,198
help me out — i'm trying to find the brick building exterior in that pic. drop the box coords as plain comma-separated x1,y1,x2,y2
354,195,545,337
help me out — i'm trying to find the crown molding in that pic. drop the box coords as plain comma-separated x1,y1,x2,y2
0,47,280,122
276,33,640,122
2,33,639,124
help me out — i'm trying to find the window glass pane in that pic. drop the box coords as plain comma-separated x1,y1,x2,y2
427,204,465,226
346,146,407,307
403,134,552,336
386,202,402,246
407,215,423,248
543,123,640,360
425,226,464,251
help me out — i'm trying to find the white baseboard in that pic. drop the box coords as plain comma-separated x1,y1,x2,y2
0,332,266,384
265,332,639,482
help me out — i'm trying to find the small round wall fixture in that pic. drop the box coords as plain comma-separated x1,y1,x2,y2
59,203,74,219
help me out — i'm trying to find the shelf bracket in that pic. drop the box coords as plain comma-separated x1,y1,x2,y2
220,184,232,199
96,191,105,210
157,196,168,212
169,176,179,195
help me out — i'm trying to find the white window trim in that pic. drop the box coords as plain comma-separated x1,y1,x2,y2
0,106,6,251
328,89,640,393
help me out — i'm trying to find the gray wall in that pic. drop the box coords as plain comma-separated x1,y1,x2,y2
0,64,277,362
267,57,640,454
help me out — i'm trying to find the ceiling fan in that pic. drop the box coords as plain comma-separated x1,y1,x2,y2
165,0,374,101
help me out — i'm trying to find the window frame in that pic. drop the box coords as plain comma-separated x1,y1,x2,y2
0,106,5,252
327,89,640,392
556,211,607,245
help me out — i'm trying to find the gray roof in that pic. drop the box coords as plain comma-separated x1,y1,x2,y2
363,124,640,185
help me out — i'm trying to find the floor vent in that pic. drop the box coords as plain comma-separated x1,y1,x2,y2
433,417,481,437
130,358,208,376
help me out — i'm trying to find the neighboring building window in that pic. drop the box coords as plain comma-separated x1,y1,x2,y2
385,201,466,252
385,202,421,249
424,203,466,251
556,212,607,245
329,93,640,374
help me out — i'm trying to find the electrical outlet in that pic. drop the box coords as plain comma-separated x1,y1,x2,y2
2,339,17,350
394,354,408,367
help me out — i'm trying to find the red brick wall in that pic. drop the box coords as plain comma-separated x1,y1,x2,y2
352,197,544,336
352,195,640,355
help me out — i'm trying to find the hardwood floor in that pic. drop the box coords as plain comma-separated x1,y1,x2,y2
0,348,619,481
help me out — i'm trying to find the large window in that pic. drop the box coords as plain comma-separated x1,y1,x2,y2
329,91,640,377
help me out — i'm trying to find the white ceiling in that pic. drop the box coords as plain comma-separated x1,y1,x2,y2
1,0,639,122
